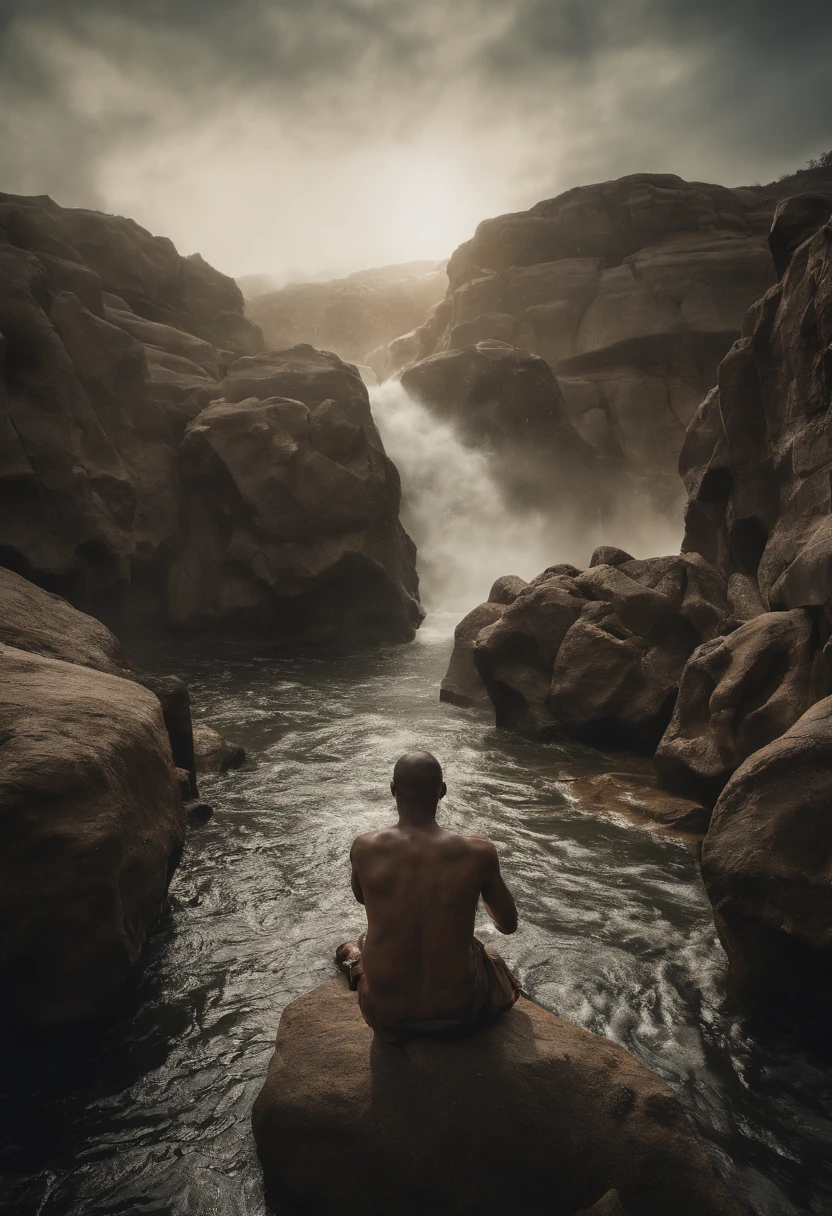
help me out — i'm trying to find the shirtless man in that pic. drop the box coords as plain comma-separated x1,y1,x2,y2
336,752,521,1040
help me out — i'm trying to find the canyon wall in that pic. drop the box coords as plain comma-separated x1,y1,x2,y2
389,174,778,509
246,261,446,370
0,194,422,644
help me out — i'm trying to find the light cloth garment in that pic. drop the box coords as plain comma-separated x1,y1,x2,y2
348,937,521,1043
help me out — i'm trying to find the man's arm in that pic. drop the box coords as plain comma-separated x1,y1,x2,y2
349,843,365,905
480,843,518,934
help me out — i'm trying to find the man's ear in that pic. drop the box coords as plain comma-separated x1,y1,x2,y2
390,781,396,797
439,781,447,800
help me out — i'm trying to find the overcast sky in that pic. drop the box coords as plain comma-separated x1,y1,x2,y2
1,0,830,279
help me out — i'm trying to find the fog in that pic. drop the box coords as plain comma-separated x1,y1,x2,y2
372,381,683,612
1,0,831,280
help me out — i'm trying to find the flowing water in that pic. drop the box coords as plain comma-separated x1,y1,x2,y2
2,619,832,1216
3,388,832,1215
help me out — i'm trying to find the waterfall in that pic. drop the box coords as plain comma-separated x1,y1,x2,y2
370,379,684,613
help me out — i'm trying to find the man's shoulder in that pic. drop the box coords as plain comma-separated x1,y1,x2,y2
442,831,498,861
350,827,398,856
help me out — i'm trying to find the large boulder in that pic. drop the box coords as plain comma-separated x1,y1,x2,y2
680,217,832,609
473,575,587,734
701,696,832,1003
245,261,446,368
400,340,609,510
440,575,528,708
0,644,184,1027
440,601,506,707
252,979,745,1216
0,566,197,792
545,558,726,752
461,554,728,748
655,609,827,806
171,347,423,643
385,174,775,507
0,196,423,646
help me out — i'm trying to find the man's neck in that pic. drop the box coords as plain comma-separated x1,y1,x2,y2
395,801,439,829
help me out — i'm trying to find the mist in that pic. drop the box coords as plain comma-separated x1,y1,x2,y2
2,0,831,280
372,381,684,613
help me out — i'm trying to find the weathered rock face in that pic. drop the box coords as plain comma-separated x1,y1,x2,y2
474,575,588,734
400,340,613,509
681,217,832,609
171,346,423,643
0,193,261,625
0,195,422,645
0,194,262,353
701,696,832,1003
252,979,745,1216
0,566,197,791
245,261,446,369
389,175,775,507
466,554,727,748
655,609,828,806
0,644,184,1027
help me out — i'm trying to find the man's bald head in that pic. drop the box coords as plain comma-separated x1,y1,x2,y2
391,751,445,809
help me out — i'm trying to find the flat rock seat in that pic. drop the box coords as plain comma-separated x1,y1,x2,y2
252,979,744,1216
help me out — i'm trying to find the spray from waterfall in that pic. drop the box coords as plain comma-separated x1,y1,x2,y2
370,380,685,614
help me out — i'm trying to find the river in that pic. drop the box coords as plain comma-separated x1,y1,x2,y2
2,615,832,1216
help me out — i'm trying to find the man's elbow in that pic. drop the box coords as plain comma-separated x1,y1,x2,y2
497,913,518,935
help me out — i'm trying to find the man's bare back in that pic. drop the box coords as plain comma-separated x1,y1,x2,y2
342,752,520,1038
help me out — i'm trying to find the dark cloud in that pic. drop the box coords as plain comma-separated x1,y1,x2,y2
0,0,830,274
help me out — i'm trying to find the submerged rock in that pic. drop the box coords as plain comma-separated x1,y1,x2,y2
701,695,832,1003
0,645,184,1027
252,978,745,1216
192,722,246,774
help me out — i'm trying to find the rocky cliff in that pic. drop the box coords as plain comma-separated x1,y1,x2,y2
387,174,777,508
0,195,422,643
441,194,832,1007
246,261,446,370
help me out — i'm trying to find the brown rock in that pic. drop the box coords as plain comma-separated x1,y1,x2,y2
192,722,246,774
568,772,710,834
440,601,505,706
386,174,775,507
171,347,422,643
701,695,832,1002
252,979,745,1216
487,573,528,604
473,576,587,735
655,609,826,805
681,218,832,613
0,644,184,1027
768,192,832,278
400,340,608,510
0,567,197,795
245,261,446,369
549,601,683,753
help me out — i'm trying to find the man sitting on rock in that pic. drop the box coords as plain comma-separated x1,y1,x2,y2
337,751,521,1042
